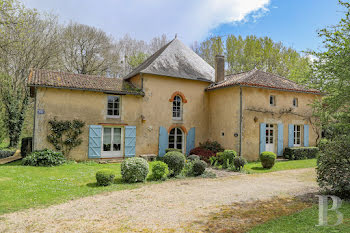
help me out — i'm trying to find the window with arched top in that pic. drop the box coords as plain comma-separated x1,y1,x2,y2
168,127,183,151
172,95,182,120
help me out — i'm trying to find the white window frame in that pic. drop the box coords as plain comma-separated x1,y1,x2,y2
168,128,184,153
101,127,124,157
293,125,301,147
270,95,276,106
172,95,182,120
107,95,121,118
293,98,298,107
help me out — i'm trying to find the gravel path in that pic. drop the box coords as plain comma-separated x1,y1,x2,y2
0,168,317,233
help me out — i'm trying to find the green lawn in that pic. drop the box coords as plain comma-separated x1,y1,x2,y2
244,159,317,173
249,201,350,233
0,160,155,215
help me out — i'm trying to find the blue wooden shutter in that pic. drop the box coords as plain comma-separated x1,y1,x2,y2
158,126,168,157
304,124,309,147
288,124,294,147
259,123,266,154
277,124,284,156
186,127,195,155
88,125,102,158
125,126,136,157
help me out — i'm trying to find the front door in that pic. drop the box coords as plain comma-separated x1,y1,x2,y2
265,124,275,153
102,127,123,158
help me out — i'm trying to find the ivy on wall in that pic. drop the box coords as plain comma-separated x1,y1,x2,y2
47,118,85,158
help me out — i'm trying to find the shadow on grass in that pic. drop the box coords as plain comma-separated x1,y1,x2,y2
250,166,270,171
86,177,126,188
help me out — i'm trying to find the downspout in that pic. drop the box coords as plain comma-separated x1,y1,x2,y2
32,87,37,150
239,86,243,156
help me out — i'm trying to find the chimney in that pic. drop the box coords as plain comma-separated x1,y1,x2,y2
215,55,225,83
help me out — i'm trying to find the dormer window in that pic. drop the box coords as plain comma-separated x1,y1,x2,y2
293,98,298,107
107,96,120,117
172,95,182,120
270,95,276,106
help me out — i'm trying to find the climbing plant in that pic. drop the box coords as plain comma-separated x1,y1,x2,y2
47,118,85,157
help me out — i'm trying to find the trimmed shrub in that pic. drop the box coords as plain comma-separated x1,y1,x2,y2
121,157,149,183
96,169,115,186
217,150,237,168
22,149,66,167
317,136,350,199
165,148,182,153
21,137,32,157
0,150,15,159
283,147,319,160
163,151,186,176
189,147,215,163
150,161,169,180
181,160,194,177
192,160,206,176
187,154,200,161
233,156,247,171
260,151,276,169
199,140,224,153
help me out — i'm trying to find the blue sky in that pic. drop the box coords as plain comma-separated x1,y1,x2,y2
23,0,343,53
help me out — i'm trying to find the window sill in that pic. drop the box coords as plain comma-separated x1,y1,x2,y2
106,115,121,119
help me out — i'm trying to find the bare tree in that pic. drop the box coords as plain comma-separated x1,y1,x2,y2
149,34,168,54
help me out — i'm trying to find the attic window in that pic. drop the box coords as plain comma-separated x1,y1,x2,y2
293,98,298,107
270,95,276,106
172,95,182,120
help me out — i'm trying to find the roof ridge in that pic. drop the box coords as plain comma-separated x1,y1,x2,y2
32,68,120,80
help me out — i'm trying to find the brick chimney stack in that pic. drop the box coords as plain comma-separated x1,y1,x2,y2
215,55,225,83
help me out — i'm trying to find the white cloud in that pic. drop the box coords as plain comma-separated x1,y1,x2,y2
23,0,271,44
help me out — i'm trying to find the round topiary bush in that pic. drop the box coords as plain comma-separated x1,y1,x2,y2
163,151,186,177
192,160,206,176
187,154,200,161
150,161,169,180
233,156,247,171
260,151,276,169
217,150,237,168
121,157,149,183
22,149,66,167
96,169,115,186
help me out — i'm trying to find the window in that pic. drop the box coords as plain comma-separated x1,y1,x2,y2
107,96,120,117
266,124,274,144
293,98,298,107
294,125,301,146
103,127,122,152
270,95,276,106
172,95,182,120
168,128,183,151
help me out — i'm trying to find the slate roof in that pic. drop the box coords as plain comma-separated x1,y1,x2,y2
123,38,215,82
206,69,321,94
28,69,144,95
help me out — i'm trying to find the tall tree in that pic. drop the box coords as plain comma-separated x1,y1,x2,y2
60,22,119,76
0,0,61,147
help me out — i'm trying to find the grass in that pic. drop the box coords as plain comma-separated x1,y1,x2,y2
244,158,317,173
249,201,350,233
0,160,156,215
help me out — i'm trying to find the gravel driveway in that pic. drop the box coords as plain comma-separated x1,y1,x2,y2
0,168,317,233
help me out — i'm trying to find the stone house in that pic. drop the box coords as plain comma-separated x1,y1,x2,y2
28,38,322,161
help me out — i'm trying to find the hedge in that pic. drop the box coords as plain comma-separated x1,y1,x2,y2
283,147,319,160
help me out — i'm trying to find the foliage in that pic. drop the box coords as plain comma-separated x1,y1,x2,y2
149,161,169,181
0,150,15,158
317,136,350,199
217,150,237,168
189,147,216,163
181,160,195,177
47,118,85,157
165,148,182,153
22,149,66,167
245,159,316,173
260,152,277,169
233,156,247,171
192,160,207,176
199,140,224,154
196,35,311,83
20,137,32,157
187,154,200,161
127,52,148,69
96,169,115,186
283,147,319,160
163,151,186,177
200,170,217,178
121,157,149,183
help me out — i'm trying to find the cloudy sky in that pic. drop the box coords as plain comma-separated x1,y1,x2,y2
23,0,342,52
